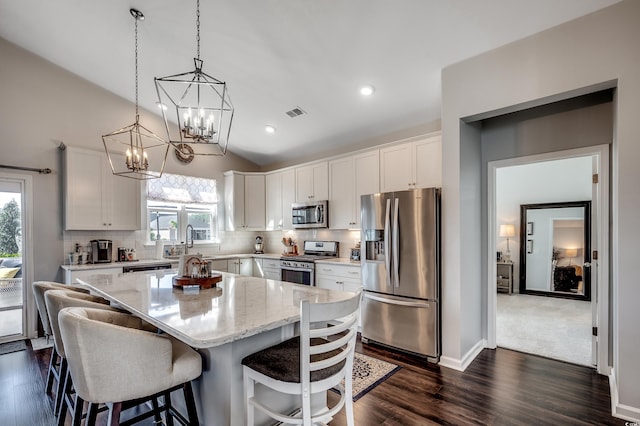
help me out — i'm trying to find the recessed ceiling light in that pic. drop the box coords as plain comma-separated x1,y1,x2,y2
265,125,276,134
156,102,167,110
360,85,375,96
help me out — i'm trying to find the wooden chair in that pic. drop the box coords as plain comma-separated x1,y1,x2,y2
58,306,202,426
242,288,362,426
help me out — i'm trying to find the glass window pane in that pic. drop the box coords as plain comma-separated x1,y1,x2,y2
148,209,179,241
187,210,213,241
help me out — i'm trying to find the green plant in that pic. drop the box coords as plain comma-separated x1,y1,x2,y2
0,199,20,255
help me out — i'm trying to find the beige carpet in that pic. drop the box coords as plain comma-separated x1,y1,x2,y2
497,294,592,366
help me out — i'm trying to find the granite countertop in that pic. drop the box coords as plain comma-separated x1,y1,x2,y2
77,269,355,349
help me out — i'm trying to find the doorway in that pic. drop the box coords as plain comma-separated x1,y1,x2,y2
0,175,30,343
487,146,609,372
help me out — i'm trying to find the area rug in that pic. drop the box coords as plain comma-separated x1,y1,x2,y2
0,340,27,355
340,352,400,401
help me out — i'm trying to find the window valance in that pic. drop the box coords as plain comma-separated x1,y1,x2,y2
147,173,217,205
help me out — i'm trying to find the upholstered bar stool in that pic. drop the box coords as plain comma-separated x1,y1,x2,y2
44,289,116,423
32,281,91,395
242,289,362,426
58,306,202,426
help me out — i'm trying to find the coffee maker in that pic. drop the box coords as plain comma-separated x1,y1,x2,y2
254,236,264,254
90,239,113,263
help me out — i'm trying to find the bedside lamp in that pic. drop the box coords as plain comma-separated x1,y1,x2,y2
499,224,516,263
565,248,578,265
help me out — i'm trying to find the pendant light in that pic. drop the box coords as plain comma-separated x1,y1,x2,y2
102,8,169,180
154,0,234,157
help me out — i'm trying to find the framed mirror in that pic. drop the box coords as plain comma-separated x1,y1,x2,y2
519,201,591,301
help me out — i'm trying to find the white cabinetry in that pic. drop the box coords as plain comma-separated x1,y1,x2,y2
64,146,141,231
380,133,441,192
315,263,362,293
295,162,328,202
253,258,281,280
227,258,253,276
329,151,379,229
265,169,295,230
64,266,122,285
224,171,265,231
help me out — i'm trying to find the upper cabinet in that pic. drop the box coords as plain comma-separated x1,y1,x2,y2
380,133,441,192
224,171,265,231
295,162,328,203
329,151,379,229
64,146,141,231
265,169,295,231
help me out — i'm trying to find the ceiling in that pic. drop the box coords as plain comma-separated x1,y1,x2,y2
0,0,621,166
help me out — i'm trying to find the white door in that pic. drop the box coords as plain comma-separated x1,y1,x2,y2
0,175,30,342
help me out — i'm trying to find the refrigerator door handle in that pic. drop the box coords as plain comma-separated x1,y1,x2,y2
393,197,400,287
384,198,392,285
364,293,430,309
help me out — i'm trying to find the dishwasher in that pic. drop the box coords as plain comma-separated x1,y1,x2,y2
122,263,173,273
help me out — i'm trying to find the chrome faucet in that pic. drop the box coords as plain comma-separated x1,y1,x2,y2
185,224,194,254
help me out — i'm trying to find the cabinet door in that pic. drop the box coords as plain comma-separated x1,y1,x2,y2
414,135,442,188
65,148,107,230
380,143,413,192
295,162,328,202
281,169,295,229
227,259,240,274
295,165,313,202
224,172,245,230
354,151,379,227
316,276,343,292
253,258,264,277
108,153,141,230
244,175,265,229
311,162,329,200
329,157,355,229
239,258,253,276
265,173,283,231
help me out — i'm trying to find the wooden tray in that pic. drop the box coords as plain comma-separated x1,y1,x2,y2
172,274,222,290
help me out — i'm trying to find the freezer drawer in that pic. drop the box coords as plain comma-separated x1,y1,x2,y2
362,292,439,359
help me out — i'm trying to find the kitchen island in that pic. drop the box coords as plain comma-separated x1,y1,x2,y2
76,269,356,426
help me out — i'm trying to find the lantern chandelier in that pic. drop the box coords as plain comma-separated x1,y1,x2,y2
154,0,234,157
102,8,169,180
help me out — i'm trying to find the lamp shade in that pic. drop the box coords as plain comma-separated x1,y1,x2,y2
565,248,579,258
499,224,515,238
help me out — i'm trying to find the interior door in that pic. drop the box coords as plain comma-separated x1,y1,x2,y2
590,159,599,366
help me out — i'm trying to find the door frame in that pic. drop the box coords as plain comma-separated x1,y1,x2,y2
0,172,34,342
486,144,610,375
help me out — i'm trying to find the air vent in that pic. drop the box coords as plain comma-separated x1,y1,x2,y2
285,107,306,118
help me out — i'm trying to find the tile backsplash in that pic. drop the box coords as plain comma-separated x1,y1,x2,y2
63,228,361,264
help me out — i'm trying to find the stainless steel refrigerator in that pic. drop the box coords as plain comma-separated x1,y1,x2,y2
360,188,440,361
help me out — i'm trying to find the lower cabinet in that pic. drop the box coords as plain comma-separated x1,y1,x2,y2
253,258,281,280
315,263,362,293
227,258,253,276
64,267,122,285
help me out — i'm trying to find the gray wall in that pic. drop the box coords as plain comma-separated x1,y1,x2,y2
441,0,640,417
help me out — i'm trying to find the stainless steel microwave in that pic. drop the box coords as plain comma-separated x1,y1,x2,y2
292,200,328,229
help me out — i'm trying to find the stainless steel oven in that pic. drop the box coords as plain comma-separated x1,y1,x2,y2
280,259,314,286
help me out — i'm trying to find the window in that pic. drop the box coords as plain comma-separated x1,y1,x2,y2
146,173,219,243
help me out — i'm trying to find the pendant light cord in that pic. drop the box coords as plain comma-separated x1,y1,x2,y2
196,0,201,61
134,13,139,120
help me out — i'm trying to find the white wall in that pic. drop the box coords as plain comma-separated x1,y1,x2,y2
441,0,640,419
496,157,592,290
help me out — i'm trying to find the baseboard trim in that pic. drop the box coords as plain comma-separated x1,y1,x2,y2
439,339,486,372
610,368,640,422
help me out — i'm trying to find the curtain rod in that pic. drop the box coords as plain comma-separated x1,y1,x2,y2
0,164,52,174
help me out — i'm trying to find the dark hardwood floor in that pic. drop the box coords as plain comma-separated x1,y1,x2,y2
0,338,625,425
